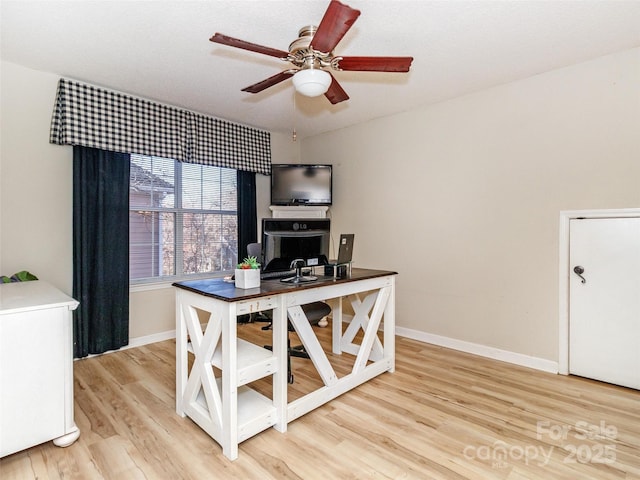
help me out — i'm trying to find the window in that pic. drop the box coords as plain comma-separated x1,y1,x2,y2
129,155,238,282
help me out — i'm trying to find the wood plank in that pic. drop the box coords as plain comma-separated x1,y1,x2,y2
1,322,639,479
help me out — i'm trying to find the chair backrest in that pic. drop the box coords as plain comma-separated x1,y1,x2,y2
302,301,332,324
247,242,262,263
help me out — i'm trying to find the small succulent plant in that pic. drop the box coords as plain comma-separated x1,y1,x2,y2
237,256,260,269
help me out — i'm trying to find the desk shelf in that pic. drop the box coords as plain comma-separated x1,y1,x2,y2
193,380,277,443
213,339,277,387
188,339,277,387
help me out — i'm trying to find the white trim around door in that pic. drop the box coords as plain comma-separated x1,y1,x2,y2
558,207,640,375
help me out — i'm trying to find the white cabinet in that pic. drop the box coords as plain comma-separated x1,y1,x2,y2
0,280,80,457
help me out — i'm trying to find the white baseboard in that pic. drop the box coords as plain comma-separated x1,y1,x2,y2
120,325,559,375
395,326,559,374
127,329,176,349
75,330,177,360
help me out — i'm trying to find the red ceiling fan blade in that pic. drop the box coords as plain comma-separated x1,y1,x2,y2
210,33,290,59
311,0,361,53
241,71,294,94
337,56,414,72
324,73,349,104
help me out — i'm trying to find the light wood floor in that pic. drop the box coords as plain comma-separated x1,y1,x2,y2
2,320,639,480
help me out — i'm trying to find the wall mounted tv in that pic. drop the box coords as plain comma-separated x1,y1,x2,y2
270,164,332,206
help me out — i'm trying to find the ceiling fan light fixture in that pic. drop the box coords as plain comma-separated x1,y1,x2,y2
292,69,331,97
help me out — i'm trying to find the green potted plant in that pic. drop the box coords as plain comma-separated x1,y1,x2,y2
235,256,261,289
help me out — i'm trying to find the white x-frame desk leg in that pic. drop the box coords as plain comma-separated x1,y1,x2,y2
287,275,396,422
175,289,285,461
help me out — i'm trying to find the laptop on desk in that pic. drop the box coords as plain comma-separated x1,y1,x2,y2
326,234,354,278
334,234,355,264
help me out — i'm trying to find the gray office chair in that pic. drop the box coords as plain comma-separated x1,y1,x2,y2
247,242,331,383
246,242,262,260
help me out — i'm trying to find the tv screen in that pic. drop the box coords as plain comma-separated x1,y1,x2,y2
271,164,332,206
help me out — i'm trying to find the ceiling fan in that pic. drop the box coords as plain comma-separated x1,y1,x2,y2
209,0,413,104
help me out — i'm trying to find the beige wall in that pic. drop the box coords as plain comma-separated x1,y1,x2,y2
302,48,640,362
3,48,639,360
1,62,73,291
256,133,301,224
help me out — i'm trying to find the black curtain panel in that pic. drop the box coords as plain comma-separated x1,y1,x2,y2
73,146,130,358
237,170,257,261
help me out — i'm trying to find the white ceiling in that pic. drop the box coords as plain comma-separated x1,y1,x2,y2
2,1,640,139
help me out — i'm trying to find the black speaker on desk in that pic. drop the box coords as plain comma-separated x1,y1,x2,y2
325,264,348,278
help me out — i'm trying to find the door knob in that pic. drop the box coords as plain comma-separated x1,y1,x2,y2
573,266,586,284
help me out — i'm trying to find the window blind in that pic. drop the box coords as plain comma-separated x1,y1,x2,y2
129,155,239,280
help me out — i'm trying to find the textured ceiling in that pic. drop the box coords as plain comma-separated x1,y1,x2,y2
2,0,640,139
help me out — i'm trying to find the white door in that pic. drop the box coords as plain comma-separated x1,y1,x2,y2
569,217,640,389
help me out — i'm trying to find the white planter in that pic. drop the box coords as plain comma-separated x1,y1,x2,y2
234,269,260,289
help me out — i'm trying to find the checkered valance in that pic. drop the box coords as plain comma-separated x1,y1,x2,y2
50,78,271,175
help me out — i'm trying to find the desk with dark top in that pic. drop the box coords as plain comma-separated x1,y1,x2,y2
173,268,397,460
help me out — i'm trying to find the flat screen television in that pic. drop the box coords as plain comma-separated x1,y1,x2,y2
270,164,332,206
